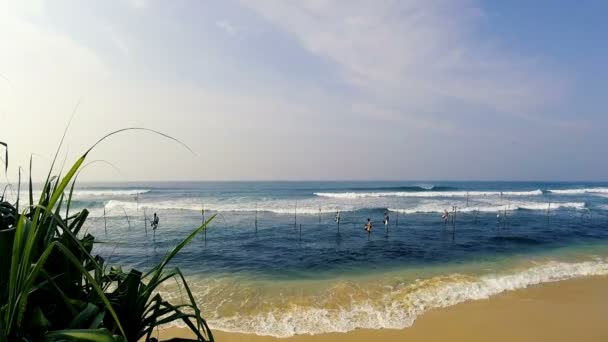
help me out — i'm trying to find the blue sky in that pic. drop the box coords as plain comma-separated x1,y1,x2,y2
0,0,606,181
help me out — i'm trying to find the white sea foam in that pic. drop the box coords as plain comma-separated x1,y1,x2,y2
98,197,588,217
188,259,608,337
73,189,150,196
388,201,585,214
12,189,150,200
102,199,347,215
314,190,543,199
547,188,608,195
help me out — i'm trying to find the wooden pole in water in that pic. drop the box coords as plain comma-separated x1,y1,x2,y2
452,206,457,229
299,223,302,241
294,201,298,229
255,203,258,234
466,191,469,207
144,208,148,236
319,205,321,223
396,210,399,228
103,205,107,234
337,210,340,232
122,207,131,229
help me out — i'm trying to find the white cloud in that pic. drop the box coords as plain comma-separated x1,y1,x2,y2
125,0,148,10
216,20,240,35
242,0,560,117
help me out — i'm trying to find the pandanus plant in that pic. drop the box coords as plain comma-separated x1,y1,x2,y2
0,131,215,342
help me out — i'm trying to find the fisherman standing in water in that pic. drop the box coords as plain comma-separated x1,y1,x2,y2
442,209,449,225
365,218,373,233
335,210,341,224
151,212,159,230
383,211,390,228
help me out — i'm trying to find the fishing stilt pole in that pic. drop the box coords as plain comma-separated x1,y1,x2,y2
299,223,302,241
123,208,131,229
466,191,469,207
396,210,399,228
319,205,321,223
104,205,107,235
144,208,148,236
255,203,258,235
336,210,340,232
294,201,298,229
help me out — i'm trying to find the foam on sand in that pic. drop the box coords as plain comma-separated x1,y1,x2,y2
162,258,608,337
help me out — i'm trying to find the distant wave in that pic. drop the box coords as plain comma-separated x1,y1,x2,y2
12,189,150,201
315,190,543,199
98,198,588,218
388,201,585,214
103,200,345,215
73,189,150,196
342,185,458,192
166,259,608,337
547,188,608,195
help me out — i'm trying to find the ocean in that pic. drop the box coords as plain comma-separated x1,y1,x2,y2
53,181,608,337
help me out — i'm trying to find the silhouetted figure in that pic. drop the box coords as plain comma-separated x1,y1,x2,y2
151,212,159,230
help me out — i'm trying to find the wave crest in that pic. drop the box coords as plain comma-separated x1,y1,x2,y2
163,259,608,337
315,190,543,199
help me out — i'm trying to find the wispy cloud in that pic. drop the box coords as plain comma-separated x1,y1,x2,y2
216,20,240,35
243,0,561,119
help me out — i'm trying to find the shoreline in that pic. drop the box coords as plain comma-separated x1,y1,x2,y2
153,275,608,341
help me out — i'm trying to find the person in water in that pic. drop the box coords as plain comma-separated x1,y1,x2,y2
151,212,159,230
335,211,341,224
365,218,373,233
442,209,449,223
383,211,390,227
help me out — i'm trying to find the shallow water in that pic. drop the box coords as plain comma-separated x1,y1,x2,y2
45,181,608,336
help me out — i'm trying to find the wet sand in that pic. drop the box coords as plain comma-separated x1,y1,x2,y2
153,275,608,342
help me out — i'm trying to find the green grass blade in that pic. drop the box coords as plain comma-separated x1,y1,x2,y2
20,241,126,338
144,215,215,278
43,328,117,342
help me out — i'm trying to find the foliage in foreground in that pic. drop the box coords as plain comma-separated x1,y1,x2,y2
0,136,215,342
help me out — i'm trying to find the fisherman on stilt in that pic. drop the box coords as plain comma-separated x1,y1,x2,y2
383,211,390,229
442,209,449,225
151,212,160,230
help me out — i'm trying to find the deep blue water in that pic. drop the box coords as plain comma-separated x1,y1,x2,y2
68,181,608,277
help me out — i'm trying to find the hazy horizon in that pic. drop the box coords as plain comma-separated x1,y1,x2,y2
1,1,607,182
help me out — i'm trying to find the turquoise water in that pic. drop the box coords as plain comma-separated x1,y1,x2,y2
61,181,608,336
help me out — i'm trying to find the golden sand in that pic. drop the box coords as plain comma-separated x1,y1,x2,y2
152,276,608,342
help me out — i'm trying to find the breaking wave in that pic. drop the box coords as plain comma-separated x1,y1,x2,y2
547,188,608,195
388,201,586,214
315,190,543,199
162,259,608,337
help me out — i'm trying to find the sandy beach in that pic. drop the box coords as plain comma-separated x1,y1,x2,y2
153,275,608,342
